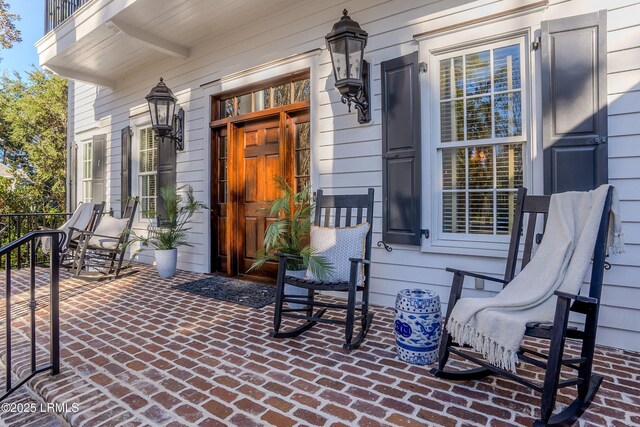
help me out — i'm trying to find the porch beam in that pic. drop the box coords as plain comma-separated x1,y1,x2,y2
44,65,116,89
110,19,190,59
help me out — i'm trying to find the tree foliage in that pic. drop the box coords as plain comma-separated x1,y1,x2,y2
0,0,21,50
0,69,68,213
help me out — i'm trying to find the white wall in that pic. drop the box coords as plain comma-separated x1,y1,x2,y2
69,0,640,351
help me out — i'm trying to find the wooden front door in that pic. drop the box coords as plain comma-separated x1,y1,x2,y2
210,73,311,278
238,116,283,276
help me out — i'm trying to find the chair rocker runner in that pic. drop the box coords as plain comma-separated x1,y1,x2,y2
72,198,138,279
271,188,375,351
431,186,617,426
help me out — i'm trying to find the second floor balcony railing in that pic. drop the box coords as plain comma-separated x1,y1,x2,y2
44,0,92,33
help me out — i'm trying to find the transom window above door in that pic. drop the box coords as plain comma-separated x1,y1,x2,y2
434,38,526,241
218,78,310,119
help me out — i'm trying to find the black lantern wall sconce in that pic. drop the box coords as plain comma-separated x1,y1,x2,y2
145,78,185,150
325,9,371,124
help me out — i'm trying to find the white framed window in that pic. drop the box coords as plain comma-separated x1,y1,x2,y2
82,140,93,203
139,127,157,219
431,36,528,247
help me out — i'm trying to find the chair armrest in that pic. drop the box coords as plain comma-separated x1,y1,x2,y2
445,268,508,284
69,227,91,236
554,291,598,305
349,257,370,265
275,253,302,260
85,232,121,240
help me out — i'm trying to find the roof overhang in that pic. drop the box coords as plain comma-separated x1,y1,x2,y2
36,0,304,89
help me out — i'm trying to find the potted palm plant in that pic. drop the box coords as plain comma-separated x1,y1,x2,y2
131,184,206,278
248,177,331,300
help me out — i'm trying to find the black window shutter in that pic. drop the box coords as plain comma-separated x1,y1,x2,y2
91,134,106,203
541,10,608,194
121,126,132,215
69,143,77,209
381,51,422,245
157,136,176,226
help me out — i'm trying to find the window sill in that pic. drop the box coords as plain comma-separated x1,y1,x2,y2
420,240,510,259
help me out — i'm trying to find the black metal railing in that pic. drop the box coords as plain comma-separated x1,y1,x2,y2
44,0,92,33
0,230,64,402
0,213,71,269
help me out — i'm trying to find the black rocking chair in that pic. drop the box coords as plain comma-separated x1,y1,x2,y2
431,186,614,426
271,188,375,351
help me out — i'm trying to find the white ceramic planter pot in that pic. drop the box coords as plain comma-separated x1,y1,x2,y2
285,269,308,309
155,248,178,278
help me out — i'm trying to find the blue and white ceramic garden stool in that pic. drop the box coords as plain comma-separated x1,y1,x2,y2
394,289,442,365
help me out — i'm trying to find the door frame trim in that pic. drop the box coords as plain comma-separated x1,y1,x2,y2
204,51,321,274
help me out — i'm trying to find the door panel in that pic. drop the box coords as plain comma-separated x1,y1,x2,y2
239,117,282,277
211,108,310,278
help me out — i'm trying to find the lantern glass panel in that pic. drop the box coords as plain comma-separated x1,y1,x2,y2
148,100,158,127
347,38,364,79
157,99,168,127
168,100,176,127
329,39,347,80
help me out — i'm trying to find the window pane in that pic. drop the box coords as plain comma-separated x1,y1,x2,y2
468,192,493,234
496,191,517,235
141,176,149,197
440,56,463,99
496,144,523,189
295,122,310,149
442,148,465,190
254,89,270,111
296,177,310,192
273,83,291,107
237,93,252,115
219,182,227,203
465,50,490,95
495,92,522,137
219,160,227,180
442,192,466,233
467,96,491,140
468,146,494,190
295,150,310,177
293,79,311,102
222,99,234,118
494,44,521,91
219,135,227,158
440,100,464,143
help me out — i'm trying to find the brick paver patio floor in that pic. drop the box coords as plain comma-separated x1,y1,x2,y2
1,264,639,426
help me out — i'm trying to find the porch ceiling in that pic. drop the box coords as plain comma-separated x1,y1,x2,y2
36,0,301,88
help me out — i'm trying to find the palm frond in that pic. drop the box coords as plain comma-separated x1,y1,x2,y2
248,176,334,276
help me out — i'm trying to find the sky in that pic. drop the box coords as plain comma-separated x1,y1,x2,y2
0,1,44,76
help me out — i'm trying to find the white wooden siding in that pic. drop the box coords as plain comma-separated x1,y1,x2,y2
68,0,640,352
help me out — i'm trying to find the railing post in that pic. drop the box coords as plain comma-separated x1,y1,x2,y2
5,253,12,392
30,240,37,372
16,220,21,269
50,234,60,375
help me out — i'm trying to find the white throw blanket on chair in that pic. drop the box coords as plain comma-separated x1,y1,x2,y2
447,184,624,373
42,203,95,254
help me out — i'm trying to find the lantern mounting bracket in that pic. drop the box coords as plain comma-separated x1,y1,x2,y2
341,59,371,124
161,108,184,151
